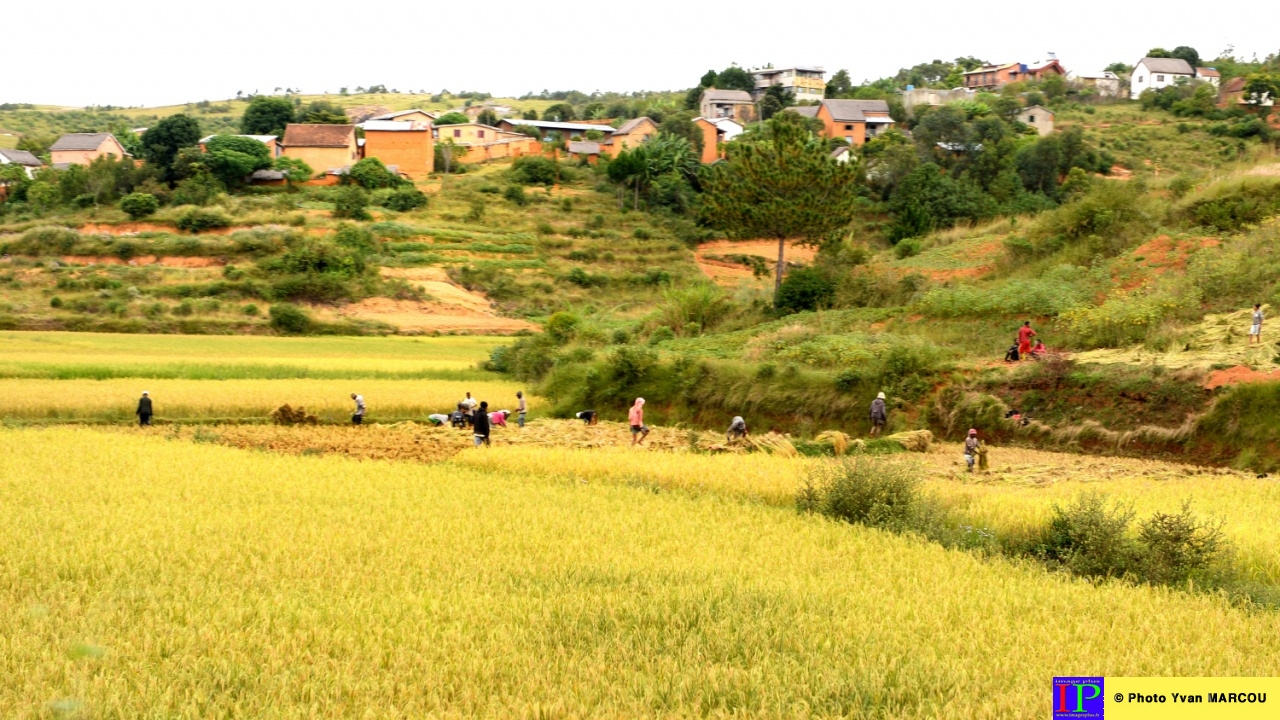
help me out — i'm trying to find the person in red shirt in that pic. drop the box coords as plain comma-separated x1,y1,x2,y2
628,397,649,446
1017,321,1036,360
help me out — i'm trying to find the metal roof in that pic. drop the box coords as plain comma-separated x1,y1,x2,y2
0,148,42,166
50,133,117,152
1138,57,1194,75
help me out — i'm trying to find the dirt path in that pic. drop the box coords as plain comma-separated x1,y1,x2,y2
694,240,817,286
321,267,537,334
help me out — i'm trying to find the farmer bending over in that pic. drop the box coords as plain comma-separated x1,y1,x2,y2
726,416,748,442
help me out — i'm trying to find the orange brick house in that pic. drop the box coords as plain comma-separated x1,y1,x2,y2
367,109,436,124
692,117,744,164
814,99,894,146
49,133,129,167
963,59,1066,90
361,120,433,176
280,124,360,173
601,117,658,157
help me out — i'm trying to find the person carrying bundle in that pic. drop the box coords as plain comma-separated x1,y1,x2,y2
964,428,982,473
726,416,748,442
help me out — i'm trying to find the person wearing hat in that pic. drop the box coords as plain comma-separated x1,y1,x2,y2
964,429,981,472
628,397,649,446
136,391,153,427
869,392,888,437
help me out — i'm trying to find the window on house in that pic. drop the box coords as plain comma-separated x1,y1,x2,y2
1027,115,1035,122
1157,75,1164,82
453,129,460,138
478,130,485,138
845,136,854,144
845,124,853,131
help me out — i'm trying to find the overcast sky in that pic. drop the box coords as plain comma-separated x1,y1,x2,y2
7,0,1275,107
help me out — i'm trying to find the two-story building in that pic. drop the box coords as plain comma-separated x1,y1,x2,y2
963,59,1066,90
814,99,894,146
49,133,129,167
698,89,755,123
751,66,826,103
362,120,434,176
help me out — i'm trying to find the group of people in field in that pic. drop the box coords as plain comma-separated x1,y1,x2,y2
1004,321,1047,363
419,391,529,447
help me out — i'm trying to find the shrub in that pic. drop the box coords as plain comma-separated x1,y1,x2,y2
332,224,378,255
1137,501,1226,586
120,192,159,220
633,227,653,240
544,311,580,344
648,326,675,345
18,226,80,254
465,199,486,222
503,185,527,206
798,457,933,534
175,208,232,233
510,156,558,186
380,187,428,212
269,303,312,334
344,157,404,189
332,186,371,221
1038,492,1138,580
242,304,260,316
775,266,835,313
894,238,921,259
1176,177,1280,232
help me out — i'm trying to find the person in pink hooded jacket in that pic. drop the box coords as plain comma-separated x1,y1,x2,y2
628,397,649,446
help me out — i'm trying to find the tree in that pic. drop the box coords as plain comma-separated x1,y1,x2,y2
273,156,312,186
825,69,854,98
434,112,470,125
332,185,370,220
476,108,499,127
203,135,272,188
699,70,719,88
1040,74,1067,99
701,116,860,295
1105,62,1133,75
1170,46,1201,69
298,100,348,124
889,163,995,241
241,96,296,135
521,109,538,120
1146,47,1171,58
715,66,756,93
542,103,576,121
760,85,793,119
658,112,705,158
140,114,201,182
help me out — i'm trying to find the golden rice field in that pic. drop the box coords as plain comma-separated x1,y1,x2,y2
7,427,1280,718
0,377,529,422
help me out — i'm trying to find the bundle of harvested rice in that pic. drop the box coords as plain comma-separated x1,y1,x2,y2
749,432,798,457
885,429,933,452
814,430,851,456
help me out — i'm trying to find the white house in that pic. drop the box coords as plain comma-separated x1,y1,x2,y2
1018,105,1055,136
1130,57,1194,96
1194,67,1221,87
708,117,744,142
0,148,43,178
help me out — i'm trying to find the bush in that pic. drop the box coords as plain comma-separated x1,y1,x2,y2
775,266,835,313
120,192,159,220
647,326,676,345
1038,492,1138,580
503,185,527,206
344,157,404,189
1137,501,1226,586
379,186,428,212
332,186,371,220
544,311,579,344
175,208,232,233
894,237,921,259
17,226,80,254
1176,177,1280,232
509,156,558,186
798,457,934,534
269,303,313,334
332,224,378,255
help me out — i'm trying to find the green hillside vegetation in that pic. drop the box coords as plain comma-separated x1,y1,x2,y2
5,54,1280,467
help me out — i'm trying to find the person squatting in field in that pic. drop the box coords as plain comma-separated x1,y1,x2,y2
629,398,649,446
576,410,598,425
472,401,491,447
726,416,748,442
136,391,153,427
350,393,366,425
869,392,887,436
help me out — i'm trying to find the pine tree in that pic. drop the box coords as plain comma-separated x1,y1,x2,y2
701,115,860,296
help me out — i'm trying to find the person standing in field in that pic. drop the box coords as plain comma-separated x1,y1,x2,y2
136,391,153,427
1017,321,1036,361
629,398,649,446
1250,303,1264,345
516,391,527,428
726,416,748,442
350,393,366,425
869,392,888,436
472,401,491,447
461,393,478,426
964,428,981,473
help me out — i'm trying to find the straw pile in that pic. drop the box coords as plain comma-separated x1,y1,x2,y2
885,430,933,452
